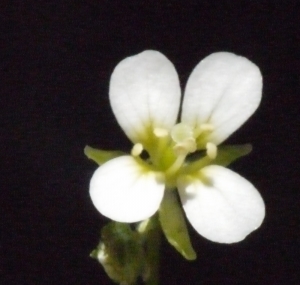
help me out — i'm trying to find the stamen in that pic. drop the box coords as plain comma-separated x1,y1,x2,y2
195,123,214,136
200,123,214,131
166,154,186,176
206,142,217,159
153,127,169,137
131,143,143,157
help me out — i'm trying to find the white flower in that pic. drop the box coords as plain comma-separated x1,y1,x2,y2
90,50,265,243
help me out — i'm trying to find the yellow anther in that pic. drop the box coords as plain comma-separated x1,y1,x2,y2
200,123,214,131
153,127,169,137
195,123,214,137
206,142,217,159
131,143,143,157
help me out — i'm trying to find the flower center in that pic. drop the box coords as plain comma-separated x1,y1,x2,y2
129,122,218,187
171,123,197,156
162,123,197,177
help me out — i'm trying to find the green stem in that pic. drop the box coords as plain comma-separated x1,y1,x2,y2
138,215,161,285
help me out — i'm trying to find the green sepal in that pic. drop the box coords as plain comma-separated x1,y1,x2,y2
91,222,145,285
158,190,197,261
84,145,126,165
184,144,252,174
214,143,253,167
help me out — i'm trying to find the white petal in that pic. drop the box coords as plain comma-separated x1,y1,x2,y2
90,156,165,223
182,52,262,145
178,165,265,243
109,50,181,143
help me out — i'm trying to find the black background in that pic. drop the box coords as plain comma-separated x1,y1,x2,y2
3,1,299,284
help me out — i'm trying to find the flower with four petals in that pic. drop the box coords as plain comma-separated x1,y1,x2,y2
89,50,265,244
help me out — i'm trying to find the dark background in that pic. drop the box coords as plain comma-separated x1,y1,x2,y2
3,1,299,284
